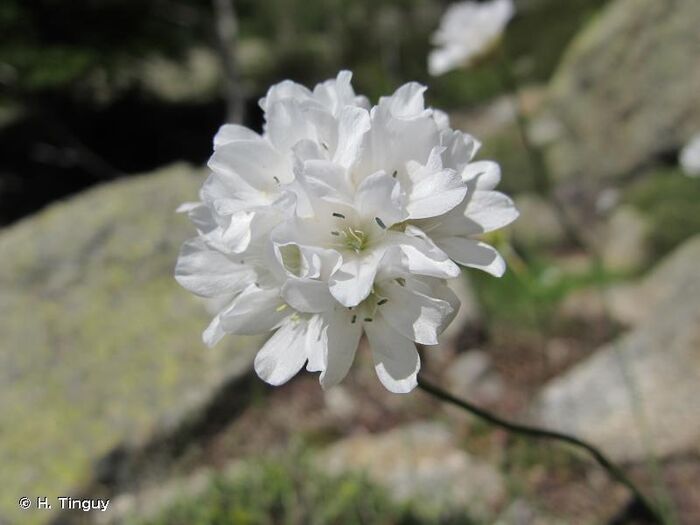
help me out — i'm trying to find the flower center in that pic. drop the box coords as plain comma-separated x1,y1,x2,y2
331,226,369,252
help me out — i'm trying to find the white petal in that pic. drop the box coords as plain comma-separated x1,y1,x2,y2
406,156,467,219
428,45,467,76
259,79,312,111
298,159,354,206
178,202,219,234
465,190,519,233
305,315,326,372
333,106,371,169
207,139,288,196
202,314,226,348
213,124,260,149
265,99,336,154
440,129,481,172
462,161,501,191
329,250,384,307
378,82,428,119
219,285,288,335
254,319,308,386
436,237,506,277
355,171,407,227
379,279,456,345
282,278,336,313
366,317,420,394
386,227,460,279
219,210,254,253
319,308,362,389
175,239,255,297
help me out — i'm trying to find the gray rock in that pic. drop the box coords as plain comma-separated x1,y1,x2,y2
318,422,505,519
534,0,700,181
600,205,650,272
446,351,504,405
0,164,261,524
511,193,567,248
608,234,700,326
533,236,700,461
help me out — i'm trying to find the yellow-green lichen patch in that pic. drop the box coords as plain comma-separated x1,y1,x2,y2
0,164,263,524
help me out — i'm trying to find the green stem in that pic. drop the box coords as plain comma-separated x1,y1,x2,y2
417,375,665,524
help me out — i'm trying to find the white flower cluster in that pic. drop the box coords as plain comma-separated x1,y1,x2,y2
680,133,700,178
176,71,518,393
429,0,515,76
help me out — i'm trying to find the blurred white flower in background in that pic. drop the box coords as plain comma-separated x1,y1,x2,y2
175,71,518,393
428,0,515,76
679,133,700,177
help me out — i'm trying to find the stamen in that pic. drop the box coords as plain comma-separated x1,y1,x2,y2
375,217,387,229
275,304,288,312
364,317,373,322
377,298,388,305
330,231,340,236
273,176,280,184
332,212,346,219
395,277,406,287
351,315,357,324
321,142,329,151
392,170,398,178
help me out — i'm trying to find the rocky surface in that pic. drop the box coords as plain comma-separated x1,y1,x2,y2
608,234,700,326
511,193,566,249
0,164,261,524
445,351,504,406
534,0,700,182
600,205,650,272
318,421,505,520
533,236,700,462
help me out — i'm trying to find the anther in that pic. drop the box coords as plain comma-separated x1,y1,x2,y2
377,298,388,305
332,212,346,219
375,217,387,229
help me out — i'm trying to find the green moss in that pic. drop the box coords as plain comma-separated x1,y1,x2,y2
625,169,700,259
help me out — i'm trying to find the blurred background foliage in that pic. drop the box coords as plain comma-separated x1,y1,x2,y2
3,1,700,524
0,0,605,225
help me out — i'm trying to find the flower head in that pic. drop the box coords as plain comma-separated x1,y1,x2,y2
680,133,700,177
428,0,515,76
175,71,518,393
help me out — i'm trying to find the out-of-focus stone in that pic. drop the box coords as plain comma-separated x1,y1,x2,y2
0,164,261,525
511,193,567,248
534,0,700,182
608,234,700,326
600,206,650,272
533,236,700,462
318,422,505,519
446,351,504,405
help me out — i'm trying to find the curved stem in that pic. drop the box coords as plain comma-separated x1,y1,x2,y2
417,375,664,524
